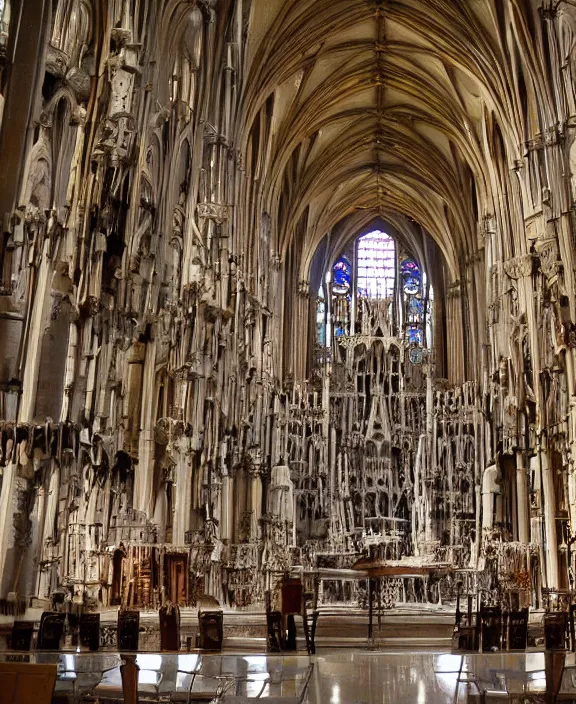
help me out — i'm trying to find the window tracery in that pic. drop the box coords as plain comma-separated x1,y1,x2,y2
319,232,432,351
316,284,326,347
357,230,395,299
332,256,351,339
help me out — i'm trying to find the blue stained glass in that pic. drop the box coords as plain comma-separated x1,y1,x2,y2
407,326,423,345
408,298,424,317
401,259,420,276
316,295,326,346
333,258,351,294
403,276,420,295
401,259,421,295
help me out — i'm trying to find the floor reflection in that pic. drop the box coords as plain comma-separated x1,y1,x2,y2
308,652,557,703
3,649,576,702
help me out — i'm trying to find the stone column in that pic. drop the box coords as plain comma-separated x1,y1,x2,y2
18,237,53,421
221,471,233,541
0,460,18,596
516,450,530,545
134,339,157,517
172,436,192,547
249,451,263,541
540,440,560,589
481,462,500,532
446,281,464,385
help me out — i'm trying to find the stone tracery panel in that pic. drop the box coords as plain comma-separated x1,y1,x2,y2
3,0,576,618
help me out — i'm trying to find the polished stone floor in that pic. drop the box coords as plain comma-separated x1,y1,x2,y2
309,652,550,703
3,650,575,702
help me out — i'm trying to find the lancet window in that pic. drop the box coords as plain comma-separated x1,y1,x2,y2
357,230,395,299
332,257,352,338
318,230,432,353
316,285,326,348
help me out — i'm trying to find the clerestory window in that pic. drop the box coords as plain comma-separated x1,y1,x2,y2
357,230,396,299
315,227,432,356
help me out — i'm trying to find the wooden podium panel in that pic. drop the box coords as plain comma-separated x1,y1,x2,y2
0,662,57,704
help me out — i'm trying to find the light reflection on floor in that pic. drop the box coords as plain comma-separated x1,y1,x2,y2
307,652,552,703
6,649,575,702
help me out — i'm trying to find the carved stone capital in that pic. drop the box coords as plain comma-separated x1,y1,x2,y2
540,5,558,20
203,127,227,146
67,67,91,102
503,255,534,280
535,237,560,279
526,135,544,153
110,27,132,48
447,281,461,299
197,202,231,224
46,44,69,78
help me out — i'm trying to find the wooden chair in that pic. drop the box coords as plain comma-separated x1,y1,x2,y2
266,611,283,653
218,663,315,703
507,608,528,650
452,594,478,651
197,610,223,652
301,585,319,655
118,610,140,651
37,611,65,650
544,611,569,650
79,613,101,651
480,605,502,652
280,579,303,651
120,656,139,704
159,604,181,651
9,621,34,651
0,662,57,704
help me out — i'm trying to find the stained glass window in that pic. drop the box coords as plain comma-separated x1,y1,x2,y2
316,285,326,346
357,231,396,299
400,259,419,276
407,297,425,322
333,258,352,294
332,257,351,339
407,326,423,345
409,348,424,365
401,258,421,295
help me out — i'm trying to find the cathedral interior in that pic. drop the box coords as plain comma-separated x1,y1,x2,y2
4,0,576,669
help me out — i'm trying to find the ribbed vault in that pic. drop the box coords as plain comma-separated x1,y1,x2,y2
239,0,545,282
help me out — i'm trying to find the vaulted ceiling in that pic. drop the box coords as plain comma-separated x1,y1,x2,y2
239,0,544,282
